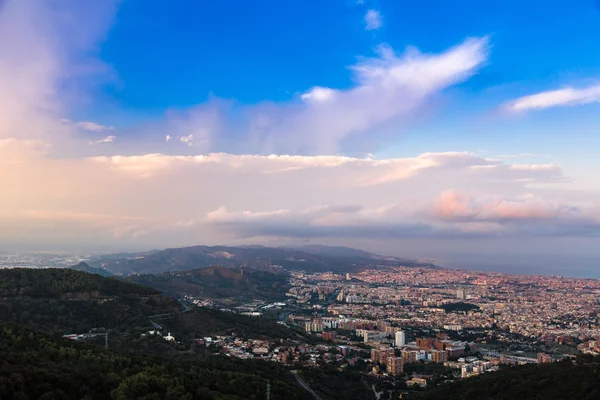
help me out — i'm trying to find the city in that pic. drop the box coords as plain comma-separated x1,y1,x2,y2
2,0,600,398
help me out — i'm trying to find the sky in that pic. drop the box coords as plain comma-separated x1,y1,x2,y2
1,0,600,276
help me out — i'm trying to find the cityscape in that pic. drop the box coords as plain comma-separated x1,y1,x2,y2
170,263,600,392
2,0,600,398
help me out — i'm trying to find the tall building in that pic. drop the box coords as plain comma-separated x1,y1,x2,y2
387,356,404,376
346,273,351,280
537,352,553,364
456,288,465,299
401,349,419,364
395,330,406,347
429,349,448,363
371,347,395,365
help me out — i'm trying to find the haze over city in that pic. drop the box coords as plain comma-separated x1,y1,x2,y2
1,0,599,276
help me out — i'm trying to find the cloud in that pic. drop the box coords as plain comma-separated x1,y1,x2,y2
364,9,382,30
433,191,572,221
89,151,565,187
180,134,194,146
505,83,600,112
90,135,116,145
76,121,115,132
206,191,600,240
0,1,117,142
240,37,489,154
165,134,172,142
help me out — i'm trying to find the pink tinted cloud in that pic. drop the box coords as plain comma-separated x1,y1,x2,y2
433,190,572,222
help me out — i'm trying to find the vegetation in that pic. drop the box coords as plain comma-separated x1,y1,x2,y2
0,268,178,335
299,366,376,400
126,266,290,303
0,268,158,298
415,355,600,400
70,261,114,277
162,307,311,341
0,324,314,400
88,245,437,275
439,302,480,313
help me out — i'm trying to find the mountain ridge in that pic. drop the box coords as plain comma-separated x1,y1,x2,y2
88,244,438,276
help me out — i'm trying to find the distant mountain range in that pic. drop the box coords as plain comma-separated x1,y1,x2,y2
87,244,438,276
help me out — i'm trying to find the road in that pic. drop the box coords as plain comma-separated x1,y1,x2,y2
291,370,323,400
148,299,192,329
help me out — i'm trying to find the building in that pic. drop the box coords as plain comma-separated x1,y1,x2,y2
406,378,427,388
305,320,324,332
359,330,387,343
346,273,351,280
443,324,463,331
387,356,404,376
322,331,336,341
416,338,433,350
395,330,406,347
371,347,395,365
446,346,465,358
456,288,465,299
321,317,339,329
429,349,448,363
163,332,175,341
537,352,553,364
401,349,419,364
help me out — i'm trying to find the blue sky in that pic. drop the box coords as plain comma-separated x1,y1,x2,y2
1,0,599,276
83,0,600,159
95,0,600,107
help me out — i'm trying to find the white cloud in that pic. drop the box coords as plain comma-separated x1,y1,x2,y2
180,134,194,146
364,9,382,30
300,87,337,102
76,121,115,132
90,135,116,145
165,134,172,142
244,37,489,153
506,83,600,112
0,1,117,142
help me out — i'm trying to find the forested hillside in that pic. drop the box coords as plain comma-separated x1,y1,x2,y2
415,355,600,400
0,324,314,400
126,266,290,303
0,268,158,298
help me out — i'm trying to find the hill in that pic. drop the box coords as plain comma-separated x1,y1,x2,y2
0,268,178,335
70,261,113,276
0,324,315,400
126,265,290,304
415,355,600,400
88,244,438,275
0,268,308,345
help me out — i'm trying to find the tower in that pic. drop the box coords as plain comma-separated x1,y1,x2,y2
395,330,406,347
266,380,270,400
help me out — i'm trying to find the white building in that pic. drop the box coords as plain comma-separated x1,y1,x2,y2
395,330,406,347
